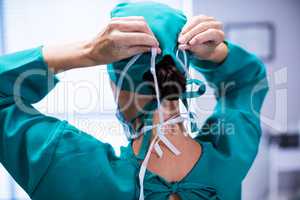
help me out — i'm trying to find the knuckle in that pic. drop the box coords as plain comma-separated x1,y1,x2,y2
212,30,224,41
219,30,225,39
215,29,223,35
197,15,206,19
215,21,223,29
137,16,145,21
106,35,116,45
191,15,202,23
198,15,214,20
107,22,118,31
106,23,113,32
207,28,215,34
202,21,211,28
140,20,148,28
194,36,201,42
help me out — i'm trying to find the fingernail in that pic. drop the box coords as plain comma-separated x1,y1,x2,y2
153,39,159,46
178,36,184,43
157,48,162,54
178,44,188,50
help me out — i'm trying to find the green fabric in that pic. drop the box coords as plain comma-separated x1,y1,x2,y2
0,41,268,200
107,2,189,94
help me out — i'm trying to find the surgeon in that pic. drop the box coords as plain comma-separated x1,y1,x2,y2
0,2,268,200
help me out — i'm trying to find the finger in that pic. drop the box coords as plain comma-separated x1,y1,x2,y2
116,32,159,47
112,16,145,21
127,46,161,56
127,46,151,56
178,21,222,44
180,15,215,36
109,18,157,42
109,20,154,36
189,29,224,46
178,44,189,50
180,42,216,51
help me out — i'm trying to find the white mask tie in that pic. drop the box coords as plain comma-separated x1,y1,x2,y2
113,48,201,200
138,48,182,200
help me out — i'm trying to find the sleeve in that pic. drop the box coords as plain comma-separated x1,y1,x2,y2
0,47,68,195
191,42,269,183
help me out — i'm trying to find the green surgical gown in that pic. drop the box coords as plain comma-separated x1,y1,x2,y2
0,42,268,200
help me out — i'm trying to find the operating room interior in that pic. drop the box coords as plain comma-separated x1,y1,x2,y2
0,0,299,199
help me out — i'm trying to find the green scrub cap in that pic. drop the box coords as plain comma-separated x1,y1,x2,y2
107,2,189,94
109,2,206,141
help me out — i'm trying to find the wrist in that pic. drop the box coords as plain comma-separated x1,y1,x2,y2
206,42,228,64
43,41,97,73
78,40,99,67
83,36,108,66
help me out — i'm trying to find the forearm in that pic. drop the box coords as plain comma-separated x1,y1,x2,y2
0,47,59,103
42,41,96,74
42,17,160,74
192,42,268,111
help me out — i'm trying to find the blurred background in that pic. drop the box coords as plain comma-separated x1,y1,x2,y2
0,0,299,199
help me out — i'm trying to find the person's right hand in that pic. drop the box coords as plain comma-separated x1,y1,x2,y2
44,16,160,73
87,16,161,65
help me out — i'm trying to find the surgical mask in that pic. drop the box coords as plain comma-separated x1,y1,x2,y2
114,48,205,200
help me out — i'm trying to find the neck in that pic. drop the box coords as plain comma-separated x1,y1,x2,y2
152,100,185,136
132,100,191,156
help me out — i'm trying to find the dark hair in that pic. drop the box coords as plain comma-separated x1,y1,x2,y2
143,56,186,100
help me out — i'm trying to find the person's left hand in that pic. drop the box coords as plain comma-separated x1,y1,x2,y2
178,15,228,63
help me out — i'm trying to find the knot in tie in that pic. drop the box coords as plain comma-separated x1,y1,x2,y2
170,182,179,194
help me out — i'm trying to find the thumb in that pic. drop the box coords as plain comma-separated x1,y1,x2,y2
127,46,152,57
127,46,161,57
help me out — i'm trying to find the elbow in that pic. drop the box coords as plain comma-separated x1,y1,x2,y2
256,58,269,95
248,54,269,96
